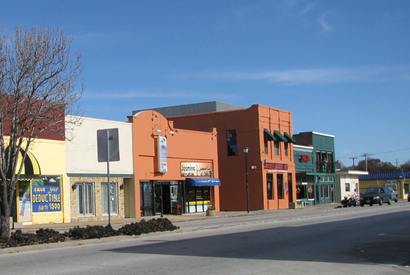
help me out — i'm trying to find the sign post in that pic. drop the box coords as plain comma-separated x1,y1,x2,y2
97,128,120,227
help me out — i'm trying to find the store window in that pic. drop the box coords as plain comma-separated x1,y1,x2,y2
345,182,350,192
77,182,94,215
226,130,238,156
267,173,274,200
101,182,118,214
185,186,211,213
274,141,280,156
264,139,269,155
277,174,284,199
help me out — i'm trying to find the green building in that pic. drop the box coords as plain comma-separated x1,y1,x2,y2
293,132,336,204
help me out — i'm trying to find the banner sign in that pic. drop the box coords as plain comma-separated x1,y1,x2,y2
32,177,62,212
264,161,288,171
181,162,212,177
157,136,168,173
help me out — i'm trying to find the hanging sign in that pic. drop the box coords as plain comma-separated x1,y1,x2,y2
157,135,168,173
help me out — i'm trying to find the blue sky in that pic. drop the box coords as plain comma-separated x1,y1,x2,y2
2,0,410,165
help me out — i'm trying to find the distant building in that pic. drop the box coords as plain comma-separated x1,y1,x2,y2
293,132,337,204
359,171,410,200
336,170,368,203
135,102,297,211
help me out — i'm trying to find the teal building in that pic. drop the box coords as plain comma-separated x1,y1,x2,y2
293,132,336,204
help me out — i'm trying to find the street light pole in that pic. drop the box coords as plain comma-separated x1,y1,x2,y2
243,147,250,214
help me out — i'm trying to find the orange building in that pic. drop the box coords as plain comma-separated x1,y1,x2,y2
131,110,220,217
142,102,296,211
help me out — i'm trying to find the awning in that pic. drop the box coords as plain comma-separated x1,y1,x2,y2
263,128,277,141
274,130,287,142
284,132,296,143
186,178,221,187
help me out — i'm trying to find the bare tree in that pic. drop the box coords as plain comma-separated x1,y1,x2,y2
0,28,80,238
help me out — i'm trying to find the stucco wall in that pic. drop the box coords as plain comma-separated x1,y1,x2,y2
65,116,133,175
21,138,68,224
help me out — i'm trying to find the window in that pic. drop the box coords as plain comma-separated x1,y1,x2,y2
277,174,284,199
101,182,118,214
274,141,280,156
226,130,237,156
264,139,269,155
284,143,289,157
267,174,274,200
345,182,350,192
77,182,94,215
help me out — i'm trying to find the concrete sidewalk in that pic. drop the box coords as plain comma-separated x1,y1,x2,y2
13,203,339,233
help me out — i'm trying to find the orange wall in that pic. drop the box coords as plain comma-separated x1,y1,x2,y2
170,104,296,211
131,110,220,217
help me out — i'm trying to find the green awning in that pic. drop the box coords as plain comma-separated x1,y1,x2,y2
274,130,287,142
284,132,296,143
264,129,277,141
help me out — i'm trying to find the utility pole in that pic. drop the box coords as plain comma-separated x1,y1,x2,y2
362,153,370,172
349,156,357,167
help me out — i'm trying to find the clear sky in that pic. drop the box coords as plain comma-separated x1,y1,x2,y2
2,0,410,166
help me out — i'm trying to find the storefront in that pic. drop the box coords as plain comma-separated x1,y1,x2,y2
142,103,297,211
294,144,315,205
131,110,221,217
294,131,337,205
13,137,69,225
140,178,220,216
66,116,134,222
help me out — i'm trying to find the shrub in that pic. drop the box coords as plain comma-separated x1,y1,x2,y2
67,225,119,240
0,229,66,248
119,218,179,236
35,228,66,243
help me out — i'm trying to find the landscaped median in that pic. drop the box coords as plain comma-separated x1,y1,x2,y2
0,218,179,248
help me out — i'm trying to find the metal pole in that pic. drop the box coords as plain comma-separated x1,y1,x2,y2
160,184,163,217
244,148,249,213
106,130,111,227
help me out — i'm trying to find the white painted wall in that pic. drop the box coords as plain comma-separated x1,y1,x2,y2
66,116,133,175
338,176,360,201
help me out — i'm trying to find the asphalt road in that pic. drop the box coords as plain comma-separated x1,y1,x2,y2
1,203,409,275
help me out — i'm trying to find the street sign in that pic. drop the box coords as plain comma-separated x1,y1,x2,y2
97,128,120,162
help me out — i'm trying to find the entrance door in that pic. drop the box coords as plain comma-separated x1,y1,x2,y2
288,173,293,207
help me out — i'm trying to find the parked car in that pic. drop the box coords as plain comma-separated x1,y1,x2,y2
360,186,396,206
386,187,399,202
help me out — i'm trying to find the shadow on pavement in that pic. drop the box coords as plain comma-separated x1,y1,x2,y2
106,210,410,266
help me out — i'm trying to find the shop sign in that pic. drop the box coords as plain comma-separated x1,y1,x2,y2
181,162,212,177
31,177,62,212
299,155,310,162
264,161,288,171
157,135,168,173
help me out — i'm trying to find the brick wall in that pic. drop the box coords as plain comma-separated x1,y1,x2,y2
69,176,126,222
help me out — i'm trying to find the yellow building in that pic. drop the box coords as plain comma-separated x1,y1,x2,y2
14,138,69,225
359,172,410,200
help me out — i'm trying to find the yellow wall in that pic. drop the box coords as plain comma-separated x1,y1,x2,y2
9,137,69,225
360,179,409,199
29,138,69,224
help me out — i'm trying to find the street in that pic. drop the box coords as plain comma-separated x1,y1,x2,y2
1,203,409,275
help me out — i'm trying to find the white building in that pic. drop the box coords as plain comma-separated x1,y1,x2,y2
336,170,368,202
65,115,135,222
